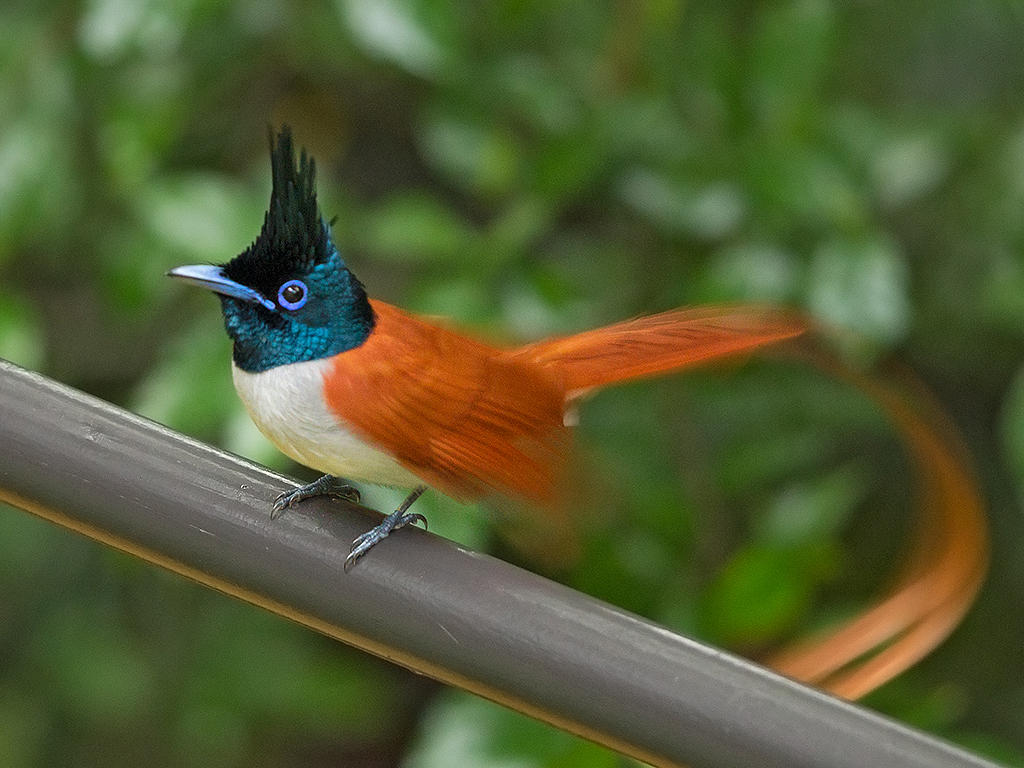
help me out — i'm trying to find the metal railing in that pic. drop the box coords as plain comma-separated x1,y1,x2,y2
0,359,1002,768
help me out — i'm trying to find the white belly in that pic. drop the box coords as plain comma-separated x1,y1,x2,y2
231,358,423,489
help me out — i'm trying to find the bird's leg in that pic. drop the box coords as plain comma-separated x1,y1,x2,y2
272,474,361,519
344,485,428,570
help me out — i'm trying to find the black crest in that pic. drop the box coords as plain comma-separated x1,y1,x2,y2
224,126,333,287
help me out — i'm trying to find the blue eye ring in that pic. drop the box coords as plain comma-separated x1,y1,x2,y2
277,279,308,310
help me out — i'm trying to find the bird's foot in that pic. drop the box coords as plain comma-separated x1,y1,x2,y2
272,475,361,519
344,509,427,570
344,485,428,570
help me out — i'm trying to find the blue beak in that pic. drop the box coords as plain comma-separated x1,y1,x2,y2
167,264,276,311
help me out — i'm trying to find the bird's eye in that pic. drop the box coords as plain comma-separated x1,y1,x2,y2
278,279,308,310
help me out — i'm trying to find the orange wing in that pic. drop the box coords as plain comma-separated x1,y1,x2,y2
323,301,568,504
325,302,805,503
510,305,807,395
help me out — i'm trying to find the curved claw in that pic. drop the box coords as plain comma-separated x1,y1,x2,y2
271,492,294,519
343,510,428,571
272,489,298,517
403,513,428,531
271,475,361,520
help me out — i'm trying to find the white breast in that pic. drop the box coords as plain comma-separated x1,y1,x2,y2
231,358,423,489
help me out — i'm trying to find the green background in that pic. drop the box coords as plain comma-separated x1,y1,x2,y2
2,0,1024,765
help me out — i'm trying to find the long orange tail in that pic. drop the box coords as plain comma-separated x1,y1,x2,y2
763,349,988,700
515,306,986,702
511,305,808,396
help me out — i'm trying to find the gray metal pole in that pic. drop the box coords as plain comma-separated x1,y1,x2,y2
0,359,1003,768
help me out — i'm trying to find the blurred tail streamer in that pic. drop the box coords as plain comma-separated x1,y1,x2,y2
761,335,988,700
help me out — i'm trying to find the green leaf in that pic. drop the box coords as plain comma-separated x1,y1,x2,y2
700,543,836,646
807,235,911,349
617,168,745,240
362,193,475,263
749,0,836,130
871,132,950,209
757,463,869,545
0,294,44,369
339,0,445,77
418,115,521,197
702,242,799,302
135,174,262,263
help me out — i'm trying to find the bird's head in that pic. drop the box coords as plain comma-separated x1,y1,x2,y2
168,127,374,373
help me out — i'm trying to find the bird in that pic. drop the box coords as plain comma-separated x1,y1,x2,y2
168,127,806,569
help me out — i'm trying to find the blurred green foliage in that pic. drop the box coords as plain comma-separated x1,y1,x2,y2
2,0,1024,766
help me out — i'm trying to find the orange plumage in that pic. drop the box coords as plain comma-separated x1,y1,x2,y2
171,128,988,694
323,301,806,505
